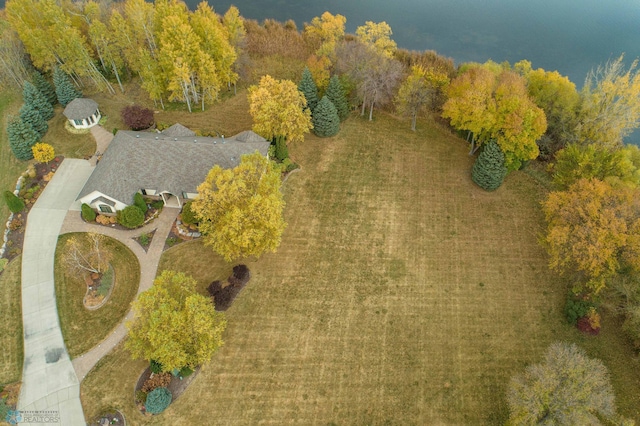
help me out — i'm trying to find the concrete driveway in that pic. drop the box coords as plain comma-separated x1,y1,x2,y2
18,159,93,426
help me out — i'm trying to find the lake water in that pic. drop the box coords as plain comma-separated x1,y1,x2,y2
196,0,640,144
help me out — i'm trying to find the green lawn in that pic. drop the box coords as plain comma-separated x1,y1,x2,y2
55,233,140,358
80,113,640,424
0,256,23,386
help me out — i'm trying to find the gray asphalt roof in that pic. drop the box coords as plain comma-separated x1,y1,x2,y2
63,98,99,120
161,123,196,137
78,129,270,205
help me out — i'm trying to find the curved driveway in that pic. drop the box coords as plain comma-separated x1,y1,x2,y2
18,159,93,426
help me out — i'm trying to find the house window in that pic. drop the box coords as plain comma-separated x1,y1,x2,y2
141,189,147,195
98,204,112,213
88,115,94,124
74,119,83,126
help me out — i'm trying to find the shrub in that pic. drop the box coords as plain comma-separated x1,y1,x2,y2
151,200,164,210
3,191,25,213
275,136,288,161
145,387,172,414
212,284,241,311
32,143,55,163
207,280,222,298
564,295,596,325
96,214,116,225
181,201,197,225
121,105,154,130
150,360,163,374
471,140,508,191
8,218,23,231
134,390,147,404
282,158,299,172
117,205,144,229
139,233,150,246
230,264,251,287
81,203,96,222
133,192,148,214
166,237,178,247
179,366,193,378
142,372,172,393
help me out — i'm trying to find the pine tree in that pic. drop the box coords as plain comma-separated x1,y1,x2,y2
325,75,349,121
275,135,289,161
298,67,318,113
19,103,47,137
22,81,53,120
7,118,39,161
32,71,57,105
471,140,508,191
312,96,340,137
53,67,82,106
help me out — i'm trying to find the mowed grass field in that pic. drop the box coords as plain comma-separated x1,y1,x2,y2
80,111,640,424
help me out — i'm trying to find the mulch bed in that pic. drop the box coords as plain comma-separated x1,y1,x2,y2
88,409,125,426
2,157,63,262
133,229,156,252
162,222,192,251
134,366,200,415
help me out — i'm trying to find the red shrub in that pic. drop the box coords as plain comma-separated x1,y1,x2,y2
121,105,154,130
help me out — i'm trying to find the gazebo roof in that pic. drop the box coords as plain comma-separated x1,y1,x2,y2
63,98,99,120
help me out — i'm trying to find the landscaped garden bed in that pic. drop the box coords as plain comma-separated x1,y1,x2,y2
133,365,199,415
83,264,115,310
88,408,125,426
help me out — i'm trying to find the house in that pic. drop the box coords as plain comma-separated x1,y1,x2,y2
63,98,101,129
77,127,270,213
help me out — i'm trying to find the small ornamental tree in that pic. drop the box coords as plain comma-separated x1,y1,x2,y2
144,387,172,414
32,70,57,105
3,190,25,213
312,96,340,137
19,103,48,137
117,205,145,228
298,67,319,113
121,105,155,130
7,118,39,160
133,192,148,214
325,75,349,121
507,342,626,425
23,81,54,120
81,203,96,222
53,68,82,106
471,140,508,191
32,143,55,163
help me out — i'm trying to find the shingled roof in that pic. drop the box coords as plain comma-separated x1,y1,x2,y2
77,129,270,206
63,98,99,120
161,123,196,137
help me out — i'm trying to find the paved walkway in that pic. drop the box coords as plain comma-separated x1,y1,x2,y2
88,125,114,166
64,206,180,380
18,159,94,426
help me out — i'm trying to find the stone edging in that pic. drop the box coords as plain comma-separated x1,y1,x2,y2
0,172,28,259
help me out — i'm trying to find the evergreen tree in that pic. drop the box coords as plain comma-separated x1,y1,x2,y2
298,67,318,113
7,118,39,161
275,135,289,161
325,75,349,121
471,139,508,191
312,96,340,137
19,103,47,137
32,71,57,105
22,81,53,120
53,67,82,106
3,190,25,213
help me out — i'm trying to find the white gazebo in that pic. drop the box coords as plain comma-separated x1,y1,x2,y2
63,98,101,129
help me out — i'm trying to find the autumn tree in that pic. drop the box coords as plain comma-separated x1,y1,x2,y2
552,143,640,190
298,67,319,113
355,21,397,58
248,75,313,144
541,178,640,294
360,52,403,121
303,11,346,61
0,18,31,90
325,75,349,121
223,5,246,91
192,152,286,262
516,60,580,159
53,68,82,106
7,117,38,160
126,270,227,372
576,55,640,149
31,142,54,163
395,65,449,131
507,342,627,425
23,81,53,121
63,233,112,275
312,96,340,137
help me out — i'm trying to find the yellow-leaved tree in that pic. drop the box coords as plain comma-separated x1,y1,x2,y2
248,75,312,144
395,64,450,131
304,11,346,62
192,152,286,262
31,142,54,163
541,178,640,294
126,270,226,372
355,21,397,58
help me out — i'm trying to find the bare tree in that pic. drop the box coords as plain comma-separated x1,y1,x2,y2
0,20,32,90
63,233,111,275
